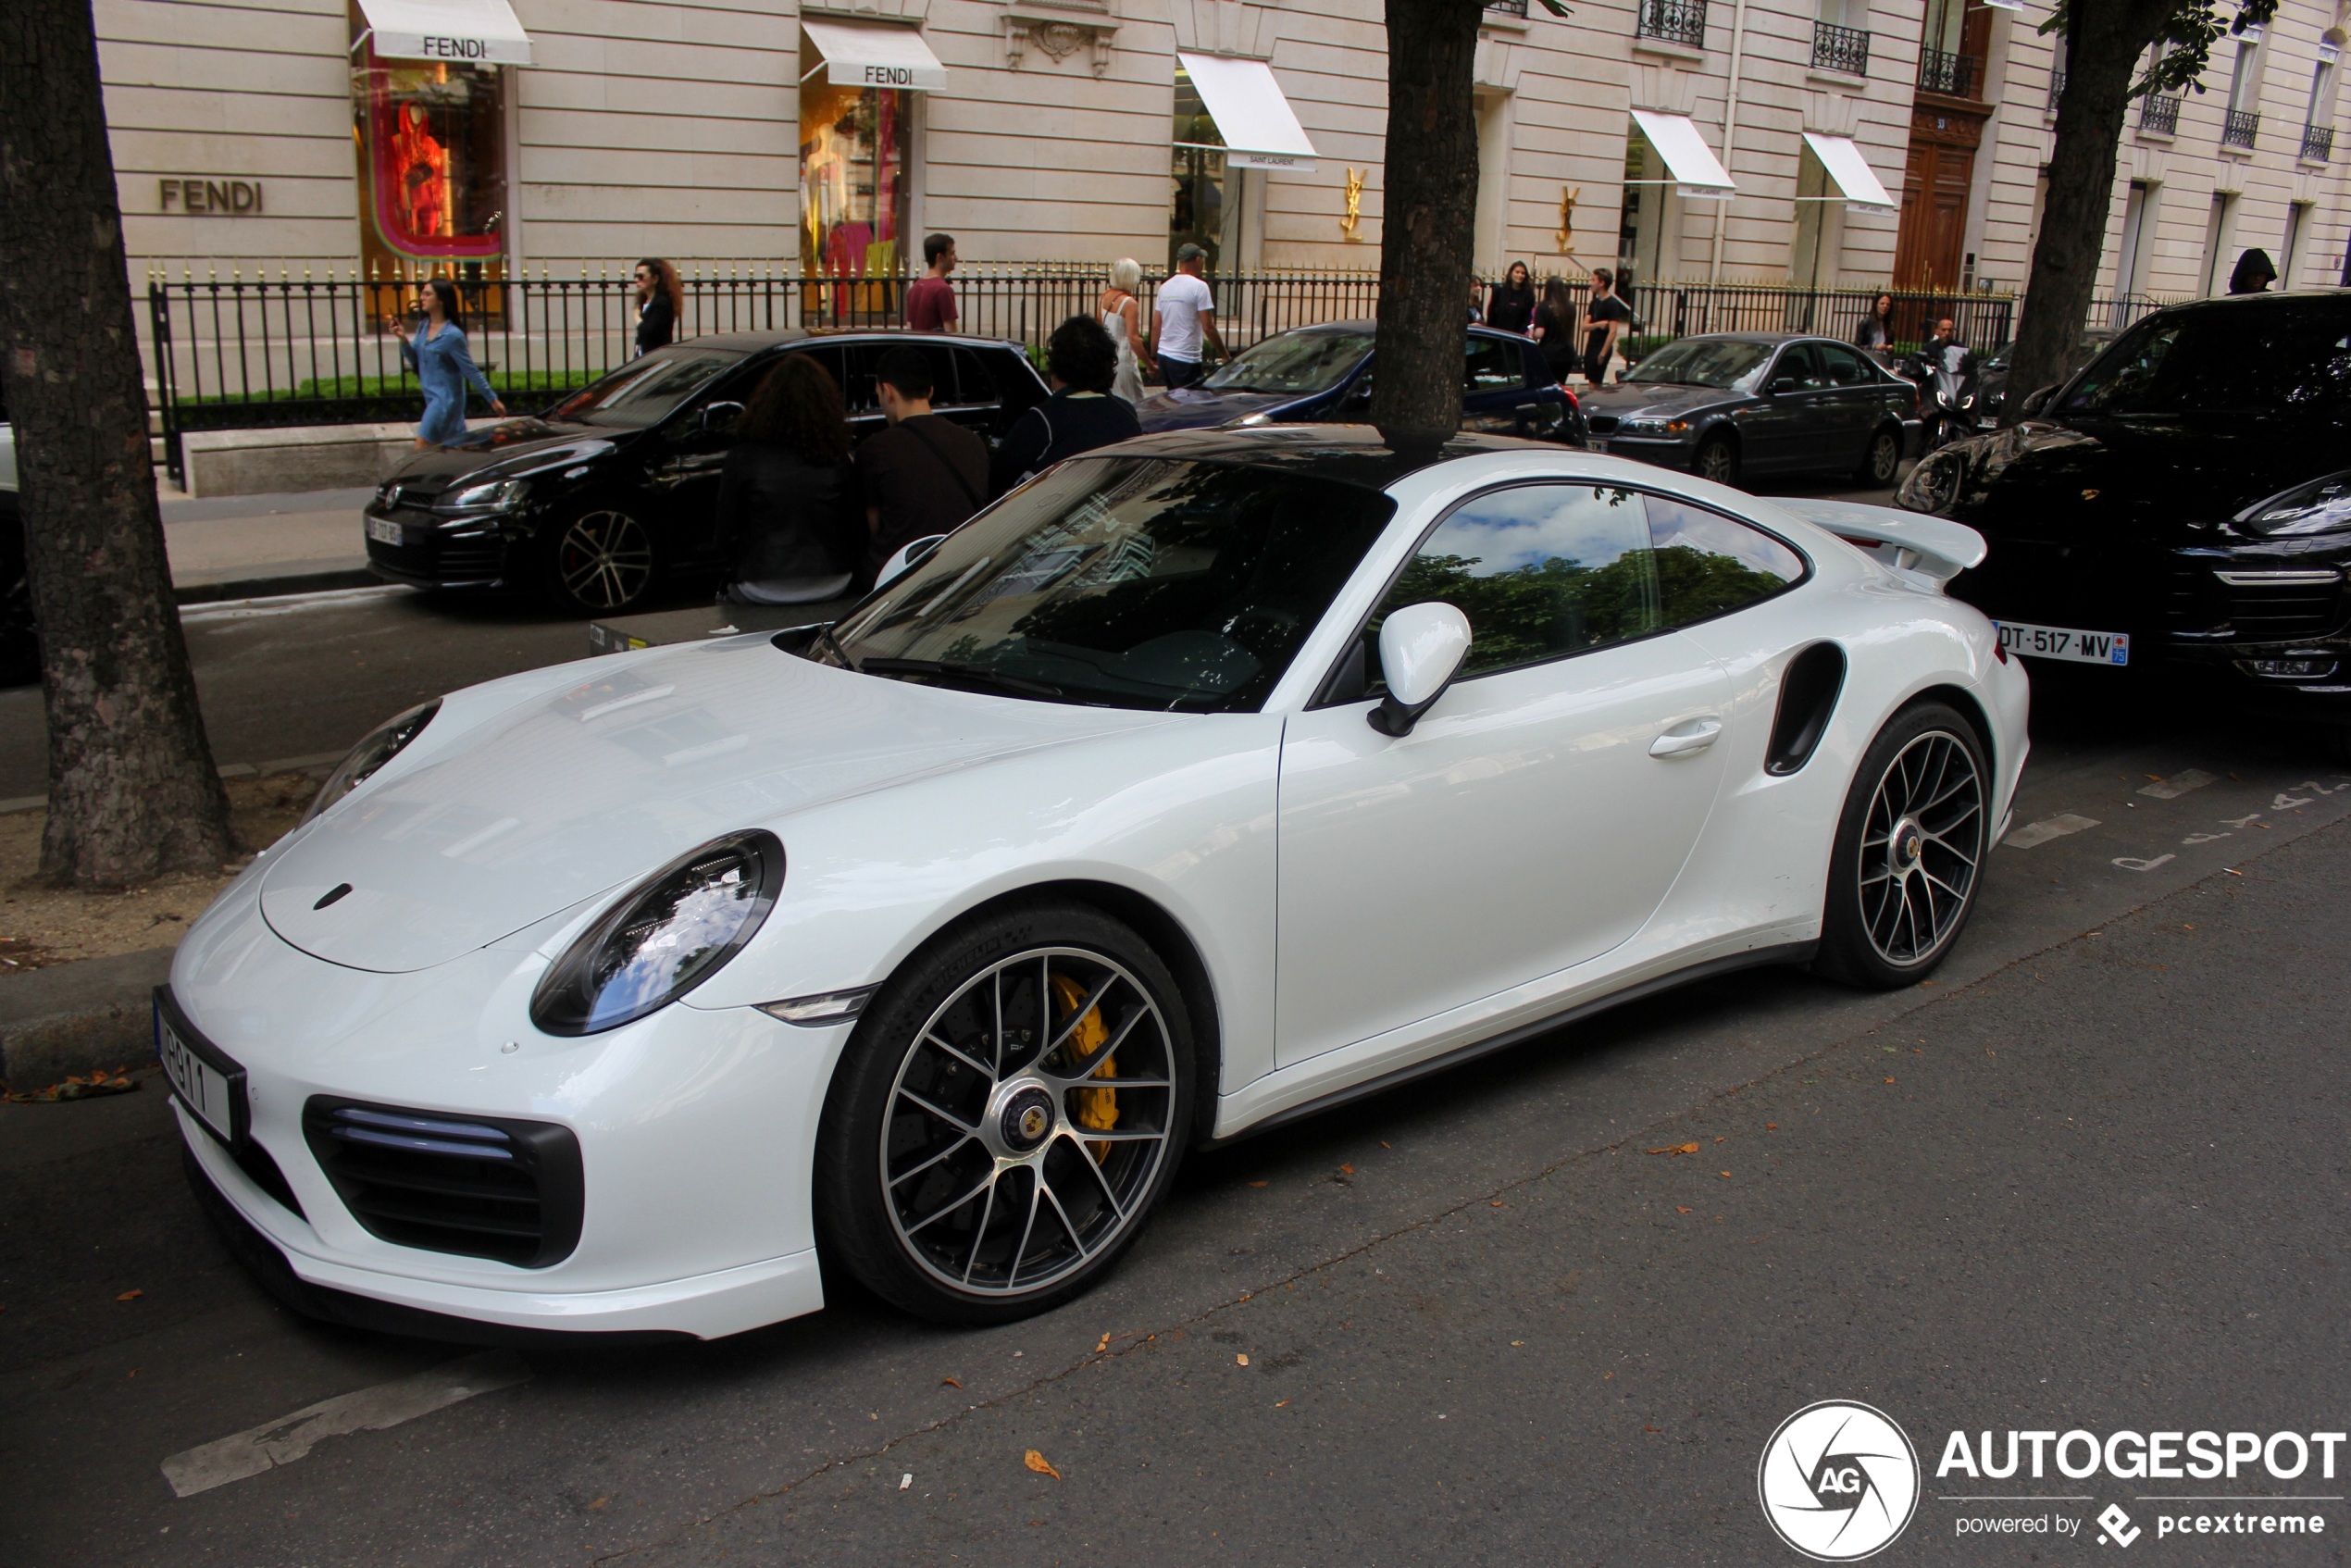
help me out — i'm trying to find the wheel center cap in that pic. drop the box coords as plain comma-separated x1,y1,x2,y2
1893,819,1926,869
999,1086,1055,1153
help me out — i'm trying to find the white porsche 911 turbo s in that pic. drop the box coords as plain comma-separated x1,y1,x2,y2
164,427,2026,1341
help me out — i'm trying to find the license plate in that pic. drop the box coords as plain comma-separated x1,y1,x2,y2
156,999,243,1146
1996,619,2131,666
1588,438,1610,454
366,515,404,546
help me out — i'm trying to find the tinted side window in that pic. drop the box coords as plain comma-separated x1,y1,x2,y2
2061,319,2182,415
1463,335,1524,393
2068,305,2351,419
1773,342,1827,390
1646,494,1806,628
951,347,999,406
839,342,957,415
1816,342,1872,386
1375,483,1661,684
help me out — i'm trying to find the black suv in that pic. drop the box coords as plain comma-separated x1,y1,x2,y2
1900,290,2351,736
363,330,1049,614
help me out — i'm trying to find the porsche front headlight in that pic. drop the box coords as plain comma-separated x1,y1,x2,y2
529,831,783,1036
301,700,441,824
1897,451,1964,516
2241,473,2351,538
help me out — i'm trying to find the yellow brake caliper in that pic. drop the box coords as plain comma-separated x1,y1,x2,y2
1049,973,1118,1160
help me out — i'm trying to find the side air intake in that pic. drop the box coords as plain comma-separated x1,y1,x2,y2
1766,643,1847,777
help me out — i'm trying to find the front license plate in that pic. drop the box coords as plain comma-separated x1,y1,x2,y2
365,515,404,546
1996,619,2131,666
155,998,243,1146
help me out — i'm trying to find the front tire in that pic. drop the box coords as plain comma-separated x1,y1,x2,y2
815,902,1196,1325
545,506,661,615
1695,433,1740,486
1856,425,1903,486
1813,703,1989,989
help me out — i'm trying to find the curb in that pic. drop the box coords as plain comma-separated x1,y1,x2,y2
174,565,379,606
0,947,173,1089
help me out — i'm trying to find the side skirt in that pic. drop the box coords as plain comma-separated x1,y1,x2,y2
1207,940,1819,1148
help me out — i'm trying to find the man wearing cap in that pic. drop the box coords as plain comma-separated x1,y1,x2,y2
1151,243,1226,390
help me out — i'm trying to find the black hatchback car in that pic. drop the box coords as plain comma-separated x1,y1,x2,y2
1899,291,2351,734
1134,320,1586,444
1580,332,1921,488
363,331,1049,614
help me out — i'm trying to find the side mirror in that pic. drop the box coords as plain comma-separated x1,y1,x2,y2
701,401,744,433
1367,603,1472,738
2019,385,2055,419
1768,376,1798,395
874,533,948,591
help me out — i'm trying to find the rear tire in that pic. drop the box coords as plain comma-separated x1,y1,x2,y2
1856,425,1903,486
1695,433,1740,487
814,901,1196,1325
1812,702,1989,989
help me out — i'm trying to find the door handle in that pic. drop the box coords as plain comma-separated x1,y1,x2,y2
1649,718,1723,758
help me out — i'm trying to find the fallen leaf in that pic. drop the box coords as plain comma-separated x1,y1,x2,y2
588,1496,608,1511
1714,1136,1727,1142
1646,1142,1700,1157
116,1288,143,1301
1765,1123,1778,1131
1645,1425,1662,1433
1338,1164,1354,1175
940,1375,962,1388
1024,1450,1062,1480
1676,1206,1692,1214
1094,1334,1110,1353
1236,1353,1250,1366
1719,1171,1731,1178
1490,1200,1505,1207
1379,1141,1390,1149
1275,1400,1289,1407
1885,1076,1897,1085
1247,1180,1268,1188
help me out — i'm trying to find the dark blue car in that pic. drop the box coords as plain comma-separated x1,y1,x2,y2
1135,320,1586,444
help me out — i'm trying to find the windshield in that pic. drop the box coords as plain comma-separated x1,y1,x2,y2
545,347,744,428
1624,339,1772,389
2062,305,2351,419
1203,330,1375,395
822,457,1397,712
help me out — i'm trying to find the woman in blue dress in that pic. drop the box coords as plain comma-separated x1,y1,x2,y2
392,278,504,449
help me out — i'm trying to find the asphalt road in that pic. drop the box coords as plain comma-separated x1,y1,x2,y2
4,641,2350,1562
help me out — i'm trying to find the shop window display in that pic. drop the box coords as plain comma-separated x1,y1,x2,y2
1170,65,1238,271
348,5,507,280
801,77,908,285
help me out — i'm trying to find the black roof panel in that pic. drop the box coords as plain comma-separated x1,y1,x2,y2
1098,423,1549,490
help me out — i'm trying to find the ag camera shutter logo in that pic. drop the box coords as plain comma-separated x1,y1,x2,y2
1759,1400,1922,1561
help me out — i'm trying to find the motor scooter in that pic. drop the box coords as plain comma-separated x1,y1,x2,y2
1873,344,1980,448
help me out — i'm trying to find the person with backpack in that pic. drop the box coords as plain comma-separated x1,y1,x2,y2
991,316,1141,497
854,345,989,583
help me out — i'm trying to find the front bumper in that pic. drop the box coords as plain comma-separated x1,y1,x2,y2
166,876,846,1338
363,504,523,591
1589,432,1696,468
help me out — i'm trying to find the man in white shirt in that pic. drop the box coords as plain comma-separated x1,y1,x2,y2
1151,243,1226,389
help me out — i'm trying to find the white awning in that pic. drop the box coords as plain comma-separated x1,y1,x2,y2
356,0,532,66
802,18,947,92
1176,52,1318,171
1801,132,1897,212
1630,109,1736,198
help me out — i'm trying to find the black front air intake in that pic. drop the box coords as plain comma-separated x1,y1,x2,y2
303,1100,583,1268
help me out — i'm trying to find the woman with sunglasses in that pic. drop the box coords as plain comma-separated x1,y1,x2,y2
633,258,683,356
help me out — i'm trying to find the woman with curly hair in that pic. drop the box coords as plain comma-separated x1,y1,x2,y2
989,314,1141,496
633,258,684,355
716,354,861,605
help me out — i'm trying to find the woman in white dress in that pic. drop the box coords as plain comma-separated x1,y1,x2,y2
1099,257,1153,404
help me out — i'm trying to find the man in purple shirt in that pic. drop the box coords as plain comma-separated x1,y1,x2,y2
905,233,958,331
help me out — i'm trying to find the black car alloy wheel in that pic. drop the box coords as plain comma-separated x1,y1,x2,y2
1696,434,1739,486
816,902,1194,1325
550,508,657,613
1860,426,1902,486
1814,702,1987,989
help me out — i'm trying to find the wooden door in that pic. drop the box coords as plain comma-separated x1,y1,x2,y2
1894,107,1982,295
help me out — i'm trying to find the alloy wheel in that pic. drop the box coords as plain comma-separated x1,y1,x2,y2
554,510,654,611
1697,439,1737,485
880,946,1176,1296
1855,729,1984,967
1867,430,1901,484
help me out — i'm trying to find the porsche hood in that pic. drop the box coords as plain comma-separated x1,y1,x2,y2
258,640,1175,973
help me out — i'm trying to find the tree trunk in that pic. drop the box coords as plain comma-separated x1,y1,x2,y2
2004,0,2173,415
1371,0,1486,447
0,0,236,887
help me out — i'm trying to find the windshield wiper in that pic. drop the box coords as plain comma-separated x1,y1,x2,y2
857,657,1065,700
812,622,860,671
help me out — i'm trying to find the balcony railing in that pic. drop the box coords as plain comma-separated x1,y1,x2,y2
2302,122,2334,162
1811,20,1870,76
2221,106,2260,148
2138,93,2181,134
1918,45,1979,97
1636,0,1707,48
2047,67,2067,110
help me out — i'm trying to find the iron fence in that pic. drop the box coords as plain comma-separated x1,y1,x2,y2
145,268,2031,481
1918,46,1979,98
1811,20,1870,76
1637,0,1708,49
2139,93,2183,134
2091,294,2174,331
2301,122,2333,162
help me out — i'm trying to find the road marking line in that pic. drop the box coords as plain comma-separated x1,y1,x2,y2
160,1350,529,1498
180,585,413,623
2112,854,2177,873
2004,813,2100,850
2137,768,2216,800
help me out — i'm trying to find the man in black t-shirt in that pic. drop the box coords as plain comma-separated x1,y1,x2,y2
854,346,990,583
1582,268,1632,384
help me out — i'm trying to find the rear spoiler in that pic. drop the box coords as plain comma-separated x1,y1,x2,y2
1769,498,1987,585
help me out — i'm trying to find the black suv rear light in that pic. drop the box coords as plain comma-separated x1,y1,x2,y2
303,1100,584,1268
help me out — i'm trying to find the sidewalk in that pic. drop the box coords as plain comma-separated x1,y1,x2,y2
162,484,378,604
